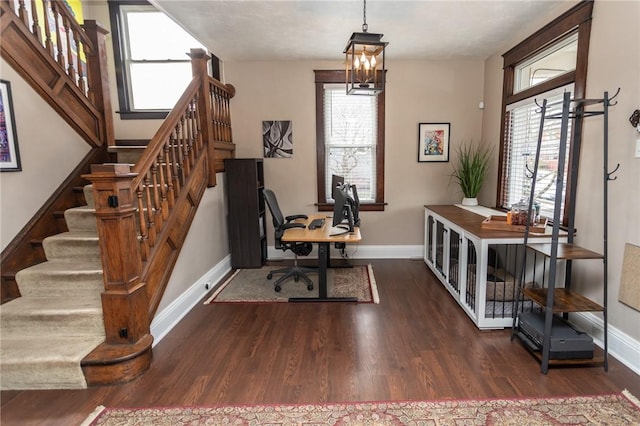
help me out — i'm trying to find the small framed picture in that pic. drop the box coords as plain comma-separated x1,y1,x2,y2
263,120,293,158
0,80,21,171
418,122,450,163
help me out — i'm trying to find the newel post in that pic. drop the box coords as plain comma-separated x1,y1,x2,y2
189,48,217,187
85,164,150,345
83,20,115,147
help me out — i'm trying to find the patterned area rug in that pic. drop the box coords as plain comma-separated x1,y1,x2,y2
82,391,640,425
204,264,379,303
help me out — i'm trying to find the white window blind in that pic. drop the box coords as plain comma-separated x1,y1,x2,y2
323,85,377,202
503,86,573,221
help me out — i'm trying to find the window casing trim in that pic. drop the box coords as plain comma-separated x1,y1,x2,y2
496,0,593,225
314,70,385,212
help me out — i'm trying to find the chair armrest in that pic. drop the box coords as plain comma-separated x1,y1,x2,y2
285,214,308,221
281,222,306,230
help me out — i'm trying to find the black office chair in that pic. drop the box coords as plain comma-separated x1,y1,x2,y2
262,189,316,292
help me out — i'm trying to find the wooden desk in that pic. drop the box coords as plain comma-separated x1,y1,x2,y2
281,214,362,302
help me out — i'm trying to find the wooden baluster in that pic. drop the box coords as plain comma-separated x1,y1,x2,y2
214,89,222,141
143,173,156,248
222,92,229,142
163,142,175,208
174,119,182,184
62,16,75,80
6,0,16,14
222,94,230,142
42,0,54,56
180,115,191,177
169,129,182,192
188,100,197,164
225,95,232,143
208,87,217,141
51,3,65,68
76,38,86,95
192,96,202,153
136,187,149,262
150,162,163,230
17,0,29,26
30,0,42,42
157,150,170,216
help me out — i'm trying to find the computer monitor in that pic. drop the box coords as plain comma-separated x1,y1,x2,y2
331,184,355,234
331,183,362,235
348,184,360,227
331,174,345,200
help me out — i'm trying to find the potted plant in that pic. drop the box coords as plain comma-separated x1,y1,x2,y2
451,141,493,206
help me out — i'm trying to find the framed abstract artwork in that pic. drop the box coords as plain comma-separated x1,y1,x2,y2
263,120,293,158
0,80,21,171
418,122,450,163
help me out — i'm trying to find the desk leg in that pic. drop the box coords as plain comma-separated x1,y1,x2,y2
289,242,357,303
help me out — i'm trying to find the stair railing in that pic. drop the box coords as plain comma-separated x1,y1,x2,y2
0,0,113,147
82,49,235,385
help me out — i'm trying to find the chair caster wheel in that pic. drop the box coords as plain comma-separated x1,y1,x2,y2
267,273,273,280
307,284,314,291
275,285,281,292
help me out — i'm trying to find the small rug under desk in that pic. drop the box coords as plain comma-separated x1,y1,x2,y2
204,264,379,304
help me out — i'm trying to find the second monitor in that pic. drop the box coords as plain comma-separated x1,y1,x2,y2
331,182,360,234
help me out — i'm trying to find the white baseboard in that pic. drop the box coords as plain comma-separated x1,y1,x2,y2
150,255,232,346
267,244,424,260
150,248,640,378
571,312,640,376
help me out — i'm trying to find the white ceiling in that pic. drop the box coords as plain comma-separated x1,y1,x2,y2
151,0,567,62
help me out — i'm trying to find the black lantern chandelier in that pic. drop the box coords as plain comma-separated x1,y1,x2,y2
343,0,388,95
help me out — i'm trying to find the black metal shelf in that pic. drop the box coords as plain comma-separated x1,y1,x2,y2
512,90,616,373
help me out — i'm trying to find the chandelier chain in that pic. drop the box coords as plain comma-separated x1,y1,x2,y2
362,0,368,32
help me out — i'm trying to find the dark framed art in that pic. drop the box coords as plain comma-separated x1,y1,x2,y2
263,120,293,158
0,80,21,171
418,122,450,163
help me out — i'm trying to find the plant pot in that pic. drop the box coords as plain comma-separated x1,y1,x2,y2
461,197,478,206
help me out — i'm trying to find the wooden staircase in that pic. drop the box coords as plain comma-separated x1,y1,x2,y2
0,0,236,388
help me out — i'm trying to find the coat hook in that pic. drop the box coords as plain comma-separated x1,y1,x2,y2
607,163,620,181
607,88,621,106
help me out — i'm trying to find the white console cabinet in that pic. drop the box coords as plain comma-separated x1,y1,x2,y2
424,205,564,329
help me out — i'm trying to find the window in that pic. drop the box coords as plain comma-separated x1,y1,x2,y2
498,1,593,225
108,0,206,119
504,86,573,220
314,70,385,211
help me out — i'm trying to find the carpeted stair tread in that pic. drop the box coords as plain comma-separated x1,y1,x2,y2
0,183,107,390
83,185,94,208
15,260,103,298
64,206,97,232
0,296,104,338
0,335,105,390
42,231,100,260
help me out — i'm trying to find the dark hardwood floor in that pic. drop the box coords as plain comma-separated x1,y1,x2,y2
2,259,639,425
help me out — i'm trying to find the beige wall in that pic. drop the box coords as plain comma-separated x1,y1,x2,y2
481,1,640,341
225,59,485,246
156,177,229,313
0,58,90,251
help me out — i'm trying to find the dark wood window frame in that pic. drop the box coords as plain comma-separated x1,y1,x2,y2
497,0,593,225
108,0,169,119
314,70,386,212
108,0,219,120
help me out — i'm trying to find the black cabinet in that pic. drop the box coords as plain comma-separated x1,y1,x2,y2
225,159,267,268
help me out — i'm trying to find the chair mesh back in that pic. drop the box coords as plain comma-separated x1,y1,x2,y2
262,189,284,228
